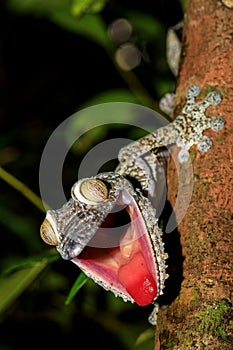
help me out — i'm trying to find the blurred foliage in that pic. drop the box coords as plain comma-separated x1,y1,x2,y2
7,0,111,48
0,0,184,349
71,0,107,16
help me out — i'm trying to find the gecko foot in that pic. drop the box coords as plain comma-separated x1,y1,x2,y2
176,86,225,163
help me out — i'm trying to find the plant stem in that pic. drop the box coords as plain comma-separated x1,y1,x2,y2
0,166,46,212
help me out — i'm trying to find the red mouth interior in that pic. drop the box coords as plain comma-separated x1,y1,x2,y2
75,196,158,306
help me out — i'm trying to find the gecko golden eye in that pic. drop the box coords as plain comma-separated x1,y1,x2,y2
40,218,60,246
71,179,109,205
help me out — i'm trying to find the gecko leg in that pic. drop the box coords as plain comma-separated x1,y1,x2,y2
117,86,225,186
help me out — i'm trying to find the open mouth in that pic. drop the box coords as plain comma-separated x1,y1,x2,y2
73,190,158,306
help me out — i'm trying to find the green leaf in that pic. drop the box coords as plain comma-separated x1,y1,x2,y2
6,0,71,15
71,0,107,16
50,11,110,48
65,272,88,305
0,166,46,212
0,251,59,314
134,327,155,349
124,11,164,41
81,88,140,107
1,251,59,278
67,89,141,153
66,91,141,135
0,259,49,314
64,95,144,155
7,0,110,49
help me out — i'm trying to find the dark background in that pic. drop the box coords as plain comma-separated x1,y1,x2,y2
0,1,183,349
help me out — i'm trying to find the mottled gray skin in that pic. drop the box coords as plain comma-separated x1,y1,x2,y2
43,86,225,325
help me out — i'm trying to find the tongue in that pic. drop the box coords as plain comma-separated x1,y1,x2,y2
118,252,157,306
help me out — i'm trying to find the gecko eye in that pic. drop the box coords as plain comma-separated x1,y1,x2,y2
71,179,109,205
40,218,60,246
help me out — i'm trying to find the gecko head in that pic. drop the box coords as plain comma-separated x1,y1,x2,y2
40,172,133,259
40,172,168,306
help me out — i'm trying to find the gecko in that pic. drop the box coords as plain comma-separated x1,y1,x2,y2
40,85,225,325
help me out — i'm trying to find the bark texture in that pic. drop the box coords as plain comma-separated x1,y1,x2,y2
155,1,233,349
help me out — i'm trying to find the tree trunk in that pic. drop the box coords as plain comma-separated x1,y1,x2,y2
155,1,233,349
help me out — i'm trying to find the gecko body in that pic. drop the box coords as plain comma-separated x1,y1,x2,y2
40,86,224,324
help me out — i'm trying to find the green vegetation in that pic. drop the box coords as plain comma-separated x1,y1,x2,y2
196,301,229,340
0,0,182,348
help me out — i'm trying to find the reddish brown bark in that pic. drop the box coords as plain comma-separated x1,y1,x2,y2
155,1,233,349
